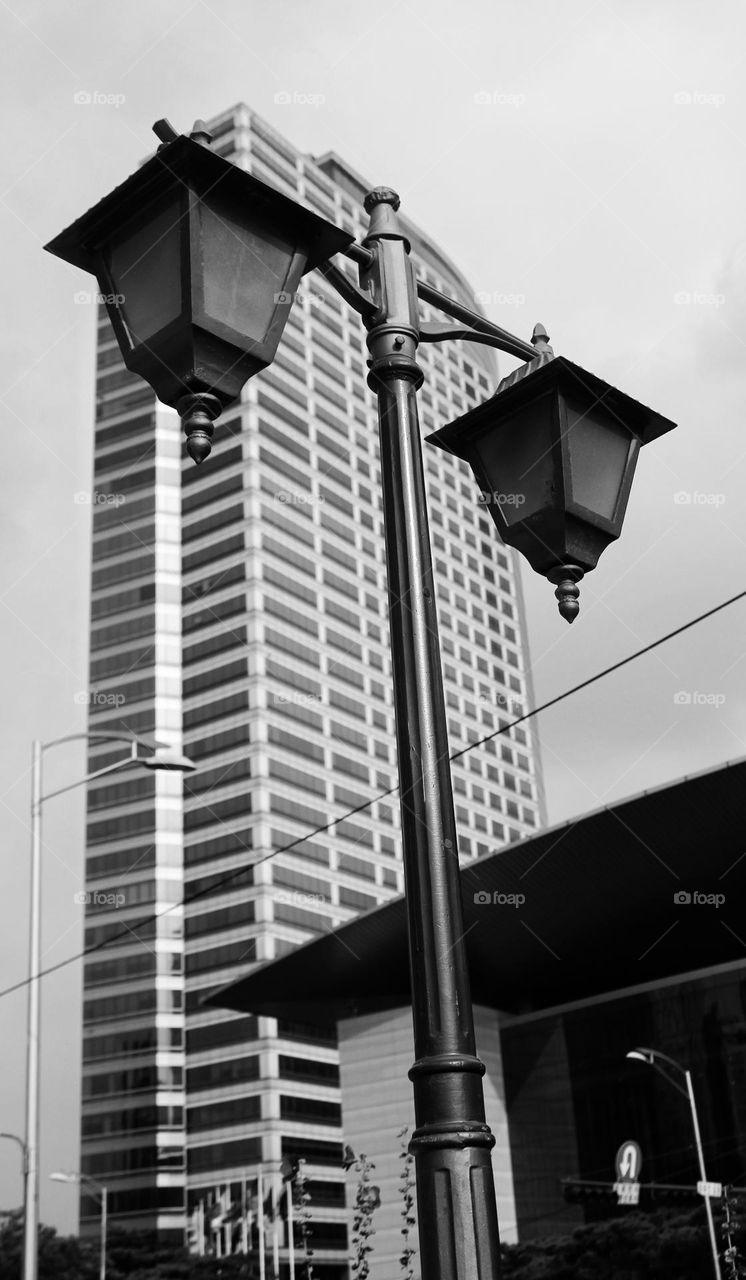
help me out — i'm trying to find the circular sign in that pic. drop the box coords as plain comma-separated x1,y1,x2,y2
615,1140,642,1183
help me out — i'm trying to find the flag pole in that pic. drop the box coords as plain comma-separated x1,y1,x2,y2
258,1166,266,1280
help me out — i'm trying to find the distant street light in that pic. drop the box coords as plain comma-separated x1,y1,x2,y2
46,116,676,1280
50,1171,107,1280
627,1047,722,1280
23,733,194,1280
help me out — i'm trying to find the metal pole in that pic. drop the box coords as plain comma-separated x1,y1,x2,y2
286,1180,295,1280
685,1069,722,1280
271,1178,280,1280
361,187,501,1279
258,1166,266,1280
99,1185,107,1280
23,741,42,1280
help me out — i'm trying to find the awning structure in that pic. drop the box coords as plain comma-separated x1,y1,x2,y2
209,757,746,1024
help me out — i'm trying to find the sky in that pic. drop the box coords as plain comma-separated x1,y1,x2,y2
1,0,745,1235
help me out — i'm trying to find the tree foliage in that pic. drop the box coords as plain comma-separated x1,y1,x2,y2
500,1208,712,1280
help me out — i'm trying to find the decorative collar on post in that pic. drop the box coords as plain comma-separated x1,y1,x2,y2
362,187,410,250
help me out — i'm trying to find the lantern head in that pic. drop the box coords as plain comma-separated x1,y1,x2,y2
45,125,353,462
427,354,675,622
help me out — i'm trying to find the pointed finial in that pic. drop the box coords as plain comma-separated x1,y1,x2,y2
363,187,400,214
190,119,213,147
177,393,222,465
547,565,584,624
531,323,554,356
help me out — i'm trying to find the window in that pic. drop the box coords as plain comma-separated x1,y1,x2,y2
186,903,255,939
269,760,325,796
279,1056,339,1085
186,1016,257,1053
187,1056,260,1090
280,1095,342,1125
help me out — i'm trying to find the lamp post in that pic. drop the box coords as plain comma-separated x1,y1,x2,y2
45,118,676,1280
50,1171,107,1280
627,1047,722,1280
23,734,194,1280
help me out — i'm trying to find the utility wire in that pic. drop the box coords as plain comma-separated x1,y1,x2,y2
1,586,744,1004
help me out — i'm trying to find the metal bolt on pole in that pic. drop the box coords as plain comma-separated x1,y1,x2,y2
361,187,502,1280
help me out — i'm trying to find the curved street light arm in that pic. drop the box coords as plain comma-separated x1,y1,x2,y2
627,1046,690,1098
315,259,380,322
416,278,538,361
40,749,145,803
40,730,170,754
0,1132,28,1176
325,244,540,363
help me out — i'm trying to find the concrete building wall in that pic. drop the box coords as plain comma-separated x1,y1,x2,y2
338,1004,516,1278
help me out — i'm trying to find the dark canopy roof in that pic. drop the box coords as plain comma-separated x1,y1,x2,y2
209,757,746,1024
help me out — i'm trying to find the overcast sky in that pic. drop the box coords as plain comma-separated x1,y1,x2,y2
1,0,745,1233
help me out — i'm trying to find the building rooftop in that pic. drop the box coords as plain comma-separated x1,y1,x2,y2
210,756,746,1023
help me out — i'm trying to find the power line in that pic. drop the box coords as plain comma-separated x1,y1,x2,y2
1,585,744,1004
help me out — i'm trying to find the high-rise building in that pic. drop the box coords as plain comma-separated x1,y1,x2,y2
80,102,545,1271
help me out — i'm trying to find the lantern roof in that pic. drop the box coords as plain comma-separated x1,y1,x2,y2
427,355,676,459
45,132,354,277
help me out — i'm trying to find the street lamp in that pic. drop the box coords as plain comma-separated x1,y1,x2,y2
427,344,675,621
23,733,195,1280
46,117,676,1280
626,1047,722,1280
45,119,353,463
50,1171,107,1280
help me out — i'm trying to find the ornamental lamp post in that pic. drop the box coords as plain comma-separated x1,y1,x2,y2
427,339,675,621
46,118,676,1280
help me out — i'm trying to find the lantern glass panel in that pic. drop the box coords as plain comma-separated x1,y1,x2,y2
565,398,635,520
105,199,183,344
474,393,556,527
200,204,296,341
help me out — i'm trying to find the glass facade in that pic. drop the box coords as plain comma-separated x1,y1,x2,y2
501,964,746,1240
81,101,545,1267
